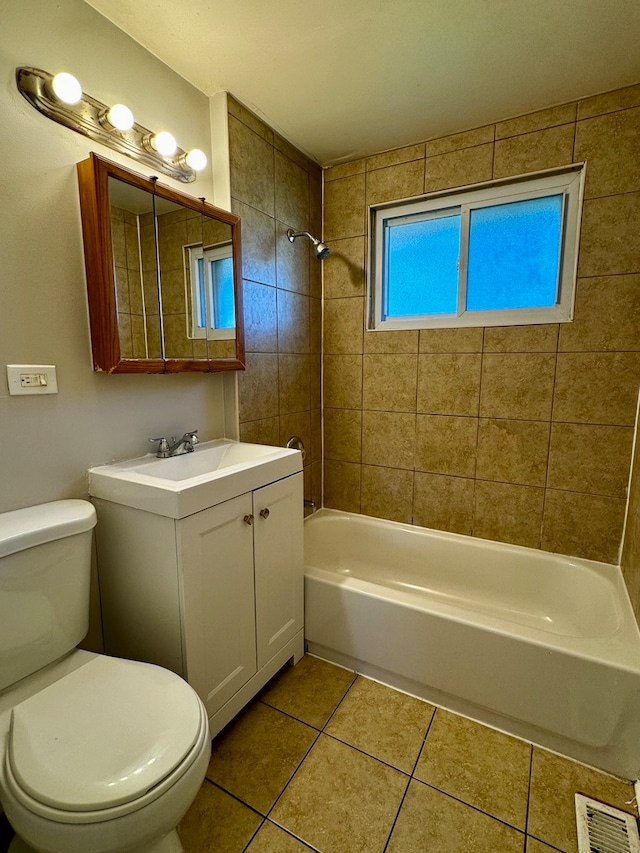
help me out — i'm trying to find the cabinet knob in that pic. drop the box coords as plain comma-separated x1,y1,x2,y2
259,507,270,519
243,514,254,525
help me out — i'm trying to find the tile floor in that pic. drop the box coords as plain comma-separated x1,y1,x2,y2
176,654,639,853
0,654,638,853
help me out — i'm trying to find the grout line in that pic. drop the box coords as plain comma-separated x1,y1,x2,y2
577,270,640,280
496,118,576,145
411,704,438,776
324,406,640,425
319,729,413,779
581,186,640,202
411,355,420,523
381,774,413,852
240,817,266,853
321,461,629,503
205,779,266,819
523,743,534,841
262,727,322,821
470,329,486,537
359,157,367,517
417,780,529,835
320,672,359,731
256,677,359,825
253,819,323,852
257,697,323,732
491,124,497,179
539,329,561,548
525,835,566,852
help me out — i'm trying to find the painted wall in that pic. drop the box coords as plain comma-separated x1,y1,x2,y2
228,97,323,508
322,86,640,564
0,0,238,649
0,0,236,517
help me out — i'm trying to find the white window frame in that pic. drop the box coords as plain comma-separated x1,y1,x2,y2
188,242,235,341
368,164,585,331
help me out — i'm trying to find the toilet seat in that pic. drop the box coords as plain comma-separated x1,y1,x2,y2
5,655,207,822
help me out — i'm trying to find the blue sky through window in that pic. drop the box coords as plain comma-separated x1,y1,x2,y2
466,195,563,311
211,257,235,329
385,213,460,317
371,165,582,330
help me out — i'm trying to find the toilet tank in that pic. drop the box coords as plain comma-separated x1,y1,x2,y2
0,500,97,691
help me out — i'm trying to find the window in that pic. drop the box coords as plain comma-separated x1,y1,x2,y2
368,164,585,331
188,243,235,340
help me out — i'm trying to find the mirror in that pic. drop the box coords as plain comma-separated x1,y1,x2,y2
77,153,244,373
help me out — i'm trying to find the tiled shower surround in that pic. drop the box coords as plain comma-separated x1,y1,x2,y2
322,84,640,565
228,96,323,509
226,84,640,570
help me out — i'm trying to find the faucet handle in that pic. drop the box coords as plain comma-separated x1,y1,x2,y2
149,437,170,457
186,430,199,445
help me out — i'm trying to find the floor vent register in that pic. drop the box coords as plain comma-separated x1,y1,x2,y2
576,794,640,853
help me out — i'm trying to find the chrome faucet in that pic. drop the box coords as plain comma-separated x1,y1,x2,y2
149,431,200,458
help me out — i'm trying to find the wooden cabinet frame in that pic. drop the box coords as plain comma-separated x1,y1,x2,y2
77,153,245,373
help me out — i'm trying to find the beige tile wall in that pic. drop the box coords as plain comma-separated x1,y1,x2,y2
111,207,162,359
228,97,323,506
157,207,206,360
323,83,640,564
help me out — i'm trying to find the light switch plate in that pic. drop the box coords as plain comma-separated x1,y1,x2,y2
7,364,58,395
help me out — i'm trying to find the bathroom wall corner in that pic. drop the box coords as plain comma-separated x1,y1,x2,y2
80,538,105,654
621,387,640,624
210,91,232,211
222,372,240,440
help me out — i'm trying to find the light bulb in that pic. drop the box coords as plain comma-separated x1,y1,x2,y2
51,72,82,105
185,149,207,171
151,131,177,156
107,103,134,131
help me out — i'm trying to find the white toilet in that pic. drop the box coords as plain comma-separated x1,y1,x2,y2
0,500,210,853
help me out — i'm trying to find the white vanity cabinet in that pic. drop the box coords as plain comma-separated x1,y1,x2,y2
92,471,304,737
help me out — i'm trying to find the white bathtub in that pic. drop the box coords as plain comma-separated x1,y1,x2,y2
304,509,640,779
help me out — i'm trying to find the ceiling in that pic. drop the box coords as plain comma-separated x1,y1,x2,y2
84,0,640,167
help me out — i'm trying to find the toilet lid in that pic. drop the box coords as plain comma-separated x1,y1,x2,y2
8,655,204,811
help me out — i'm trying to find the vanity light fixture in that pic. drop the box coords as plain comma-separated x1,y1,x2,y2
50,71,82,105
183,148,208,171
146,130,178,157
16,66,207,183
101,103,135,132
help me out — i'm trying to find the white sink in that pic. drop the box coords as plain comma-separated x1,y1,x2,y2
88,439,302,518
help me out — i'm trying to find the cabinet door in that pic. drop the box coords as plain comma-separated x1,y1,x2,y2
178,493,257,718
253,473,304,669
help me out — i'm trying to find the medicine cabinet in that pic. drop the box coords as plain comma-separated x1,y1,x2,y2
77,153,245,373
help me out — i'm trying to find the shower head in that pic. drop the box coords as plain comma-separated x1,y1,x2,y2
286,229,331,260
